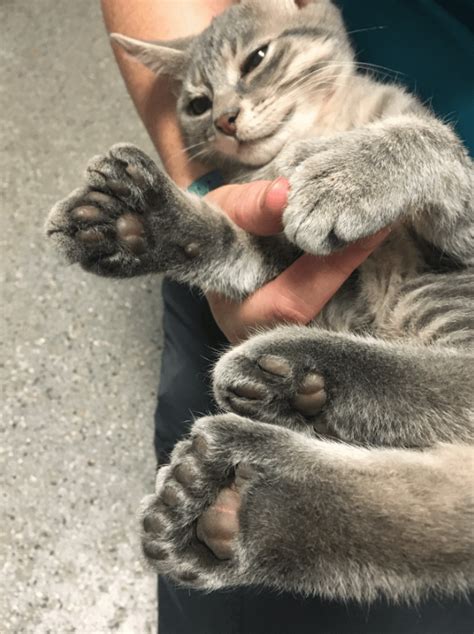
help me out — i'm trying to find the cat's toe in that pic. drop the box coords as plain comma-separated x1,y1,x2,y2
84,144,154,206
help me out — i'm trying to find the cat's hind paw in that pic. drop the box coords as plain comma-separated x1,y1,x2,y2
140,415,266,590
213,332,329,434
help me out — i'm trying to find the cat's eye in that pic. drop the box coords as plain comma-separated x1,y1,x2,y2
188,96,212,116
241,44,269,76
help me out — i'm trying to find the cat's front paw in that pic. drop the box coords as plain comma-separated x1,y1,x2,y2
46,144,172,277
283,136,391,255
213,329,329,434
141,414,281,590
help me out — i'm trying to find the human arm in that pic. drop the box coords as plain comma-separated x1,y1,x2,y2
100,0,388,339
205,181,389,342
100,0,231,187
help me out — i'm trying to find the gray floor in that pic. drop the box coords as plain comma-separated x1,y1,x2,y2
1,2,164,631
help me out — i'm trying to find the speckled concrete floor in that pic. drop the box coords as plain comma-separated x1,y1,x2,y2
1,2,163,631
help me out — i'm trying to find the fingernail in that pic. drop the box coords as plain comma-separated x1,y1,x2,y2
265,177,290,211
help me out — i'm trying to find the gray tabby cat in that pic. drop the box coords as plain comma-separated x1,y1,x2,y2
46,0,474,603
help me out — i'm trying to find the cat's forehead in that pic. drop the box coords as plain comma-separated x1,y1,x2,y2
184,6,265,90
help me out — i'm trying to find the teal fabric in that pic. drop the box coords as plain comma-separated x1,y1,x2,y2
187,169,225,196
337,0,474,154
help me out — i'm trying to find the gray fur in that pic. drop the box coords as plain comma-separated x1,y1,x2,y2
141,415,473,602
46,0,473,602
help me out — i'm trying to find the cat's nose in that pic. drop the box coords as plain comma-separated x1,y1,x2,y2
215,109,240,137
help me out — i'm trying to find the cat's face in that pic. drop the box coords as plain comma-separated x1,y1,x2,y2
114,0,354,167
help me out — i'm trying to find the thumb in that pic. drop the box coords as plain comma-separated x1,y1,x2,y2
205,178,289,235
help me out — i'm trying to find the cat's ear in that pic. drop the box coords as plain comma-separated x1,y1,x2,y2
110,33,193,79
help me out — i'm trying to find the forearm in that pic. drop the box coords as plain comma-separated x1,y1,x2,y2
100,0,231,186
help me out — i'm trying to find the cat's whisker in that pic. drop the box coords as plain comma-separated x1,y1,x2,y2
345,25,387,36
325,60,404,77
285,61,402,93
188,147,211,162
169,141,209,161
279,63,358,95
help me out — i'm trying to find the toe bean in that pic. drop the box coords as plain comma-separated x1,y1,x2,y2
231,384,266,400
161,485,180,508
72,205,104,223
125,163,148,188
292,390,327,416
257,355,292,377
173,462,196,487
183,242,200,259
143,542,169,561
121,235,147,255
192,434,209,458
143,514,165,535
116,213,145,238
76,228,105,244
235,463,256,486
106,180,130,197
85,191,114,205
299,373,325,395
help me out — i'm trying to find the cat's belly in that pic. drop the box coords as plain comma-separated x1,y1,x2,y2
314,227,424,336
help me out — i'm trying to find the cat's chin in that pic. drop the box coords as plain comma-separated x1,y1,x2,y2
215,134,288,167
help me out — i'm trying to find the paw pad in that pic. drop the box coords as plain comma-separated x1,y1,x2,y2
161,485,180,508
192,434,209,458
173,462,196,487
257,354,291,377
143,542,169,561
196,487,241,560
116,213,146,254
46,144,157,274
71,205,104,222
143,514,165,535
215,349,329,429
76,228,105,244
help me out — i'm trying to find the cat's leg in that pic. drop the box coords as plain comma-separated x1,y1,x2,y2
278,113,473,265
141,414,474,601
46,144,293,298
213,324,473,447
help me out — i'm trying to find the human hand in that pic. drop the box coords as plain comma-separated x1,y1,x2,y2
205,180,390,343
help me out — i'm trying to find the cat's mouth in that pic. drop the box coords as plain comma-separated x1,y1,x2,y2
218,107,295,166
237,106,295,147
237,131,280,149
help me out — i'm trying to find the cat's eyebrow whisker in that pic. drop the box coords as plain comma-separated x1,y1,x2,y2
279,61,401,102
281,73,352,100
279,62,355,95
